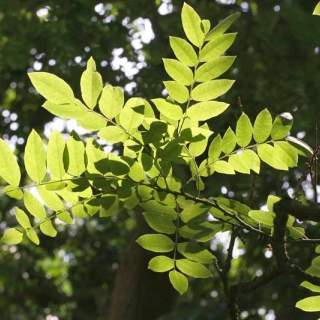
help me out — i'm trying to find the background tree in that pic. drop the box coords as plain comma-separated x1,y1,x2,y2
0,1,319,319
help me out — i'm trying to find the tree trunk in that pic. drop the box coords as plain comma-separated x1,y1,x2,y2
107,211,177,320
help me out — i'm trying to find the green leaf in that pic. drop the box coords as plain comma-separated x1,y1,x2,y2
248,210,274,227
191,80,234,101
80,57,102,109
313,2,320,15
2,186,23,199
152,98,183,120
176,259,212,278
98,126,128,144
195,56,235,82
274,141,298,168
158,140,183,161
142,121,168,144
23,191,47,220
163,81,189,104
213,160,235,174
169,36,197,66
177,242,215,264
241,149,260,174
25,129,46,183
26,229,40,245
206,13,240,41
286,136,314,157
181,3,204,47
301,281,320,293
236,113,252,147
1,228,23,245
100,195,119,217
108,153,130,176
42,100,88,119
72,204,87,218
228,154,250,174
40,220,58,237
253,108,272,143
85,138,107,175
136,234,175,252
47,130,66,178
163,59,193,86
201,19,211,34
257,144,288,170
140,200,177,219
199,33,237,62
271,112,293,140
66,131,85,176
208,134,222,160
57,211,73,224
187,101,229,121
267,195,281,213
0,138,21,186
38,185,64,211
148,256,174,272
15,207,31,229
28,72,74,104
99,85,124,119
118,98,145,131
143,212,176,234
77,111,107,131
169,270,188,295
296,296,320,312
180,203,209,223
221,127,236,154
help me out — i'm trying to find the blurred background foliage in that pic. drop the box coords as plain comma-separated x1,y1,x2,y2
0,0,319,319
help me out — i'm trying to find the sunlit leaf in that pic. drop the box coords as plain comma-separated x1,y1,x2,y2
286,136,313,157
47,130,66,178
136,234,175,252
195,57,235,82
241,149,260,174
181,3,204,47
28,72,74,104
253,108,272,143
66,131,85,176
0,138,20,186
152,98,183,120
148,256,174,272
228,154,250,174
99,85,124,119
271,112,293,140
236,113,252,147
38,185,64,211
163,81,189,104
15,207,31,229
301,281,320,293
180,203,209,223
199,33,237,62
248,210,274,227
23,190,47,220
176,259,212,278
206,12,240,41
213,160,235,174
40,220,58,237
208,134,222,160
42,100,88,119
221,127,236,154
1,228,23,245
2,186,23,200
313,2,320,15
77,111,107,131
118,98,145,131
274,141,298,168
257,144,288,170
80,57,102,109
191,80,234,101
26,229,40,245
296,296,320,312
187,101,229,121
169,36,197,66
163,59,193,85
169,270,188,295
25,130,46,183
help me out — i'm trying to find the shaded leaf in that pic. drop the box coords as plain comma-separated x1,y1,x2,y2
177,242,215,264
143,212,176,234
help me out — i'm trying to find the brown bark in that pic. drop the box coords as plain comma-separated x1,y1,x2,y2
107,210,177,320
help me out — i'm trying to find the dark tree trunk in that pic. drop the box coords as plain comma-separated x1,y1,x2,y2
107,211,177,320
